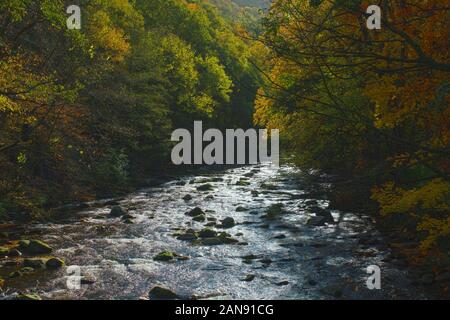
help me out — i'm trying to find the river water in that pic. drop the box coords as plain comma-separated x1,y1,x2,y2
0,164,430,299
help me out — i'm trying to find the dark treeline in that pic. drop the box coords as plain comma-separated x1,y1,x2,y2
0,0,261,215
254,0,449,276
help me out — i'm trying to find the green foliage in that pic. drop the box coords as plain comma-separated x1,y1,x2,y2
0,0,258,211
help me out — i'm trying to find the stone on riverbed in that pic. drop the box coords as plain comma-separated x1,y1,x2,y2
122,218,134,224
177,233,198,241
218,217,235,229
183,194,193,201
19,239,52,254
306,216,328,226
241,274,256,282
148,285,178,300
46,257,65,269
198,228,217,238
186,207,205,217
153,251,174,262
199,232,239,246
310,206,334,218
263,203,284,220
109,206,127,217
308,206,334,224
197,184,213,192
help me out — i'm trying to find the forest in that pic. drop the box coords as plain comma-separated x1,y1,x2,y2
0,0,448,300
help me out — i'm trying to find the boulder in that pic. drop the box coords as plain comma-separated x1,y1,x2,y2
263,203,284,220
109,206,126,217
306,216,327,226
198,228,217,238
201,237,224,246
236,206,248,212
19,239,52,254
197,184,213,192
153,251,174,262
309,206,334,223
182,194,193,201
219,217,236,229
46,257,65,269
177,233,198,241
186,207,205,217
148,286,178,300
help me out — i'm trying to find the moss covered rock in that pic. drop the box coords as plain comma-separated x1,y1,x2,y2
46,257,65,269
153,251,174,262
19,239,52,254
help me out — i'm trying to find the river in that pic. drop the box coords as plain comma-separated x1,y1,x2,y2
0,164,431,299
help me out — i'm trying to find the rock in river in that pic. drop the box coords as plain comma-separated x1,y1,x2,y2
186,207,205,217
219,217,236,229
197,184,213,192
153,251,174,262
309,206,334,223
241,274,256,282
46,257,65,269
198,228,217,238
148,285,178,300
177,233,198,241
19,239,53,254
109,206,127,217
